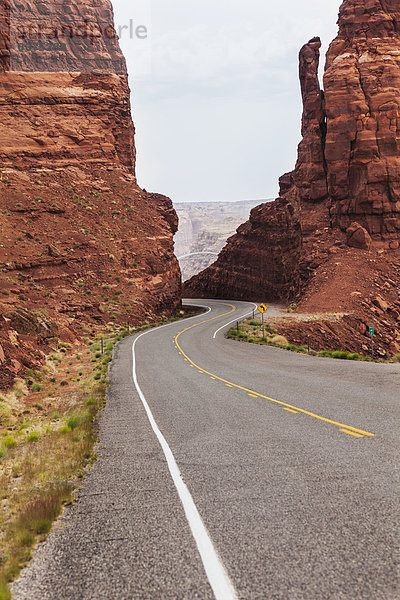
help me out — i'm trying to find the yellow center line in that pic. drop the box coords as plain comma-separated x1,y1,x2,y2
248,394,258,398
175,302,375,438
340,429,364,438
284,408,298,414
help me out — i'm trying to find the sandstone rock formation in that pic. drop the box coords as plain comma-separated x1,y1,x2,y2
325,0,400,239
346,222,372,250
185,0,400,357
184,198,303,301
0,0,181,388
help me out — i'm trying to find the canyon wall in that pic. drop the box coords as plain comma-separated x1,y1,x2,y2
0,0,181,388
185,0,400,303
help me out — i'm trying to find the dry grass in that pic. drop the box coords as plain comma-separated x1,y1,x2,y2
227,319,279,345
270,335,290,347
227,319,397,363
0,341,111,598
0,307,202,598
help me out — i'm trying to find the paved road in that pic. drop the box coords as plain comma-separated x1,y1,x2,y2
13,300,399,599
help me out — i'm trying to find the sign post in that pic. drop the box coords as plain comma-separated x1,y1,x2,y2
369,325,374,359
257,303,268,341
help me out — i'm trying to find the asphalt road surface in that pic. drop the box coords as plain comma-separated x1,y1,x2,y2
13,300,399,599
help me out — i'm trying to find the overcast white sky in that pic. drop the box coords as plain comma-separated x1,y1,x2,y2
112,0,342,203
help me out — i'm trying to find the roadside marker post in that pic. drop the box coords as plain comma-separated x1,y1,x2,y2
101,337,104,354
369,325,374,359
257,303,268,341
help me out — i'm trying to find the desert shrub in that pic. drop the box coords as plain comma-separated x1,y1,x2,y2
286,344,298,351
59,425,71,434
4,437,16,448
16,484,71,536
332,351,350,359
0,402,12,426
318,350,334,358
348,353,362,361
27,432,39,442
331,351,361,360
270,335,289,347
0,581,11,599
67,415,82,430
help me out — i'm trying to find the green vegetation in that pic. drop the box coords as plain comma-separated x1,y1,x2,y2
67,415,82,430
0,305,204,596
3,437,16,449
31,382,43,393
227,318,393,362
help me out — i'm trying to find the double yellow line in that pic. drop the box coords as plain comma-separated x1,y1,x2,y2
174,303,375,439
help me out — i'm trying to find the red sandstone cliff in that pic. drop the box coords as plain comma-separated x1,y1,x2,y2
185,0,400,357
0,0,181,388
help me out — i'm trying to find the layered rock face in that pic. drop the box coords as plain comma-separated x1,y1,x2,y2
325,0,400,239
185,0,400,304
185,199,303,301
0,0,135,170
0,0,181,388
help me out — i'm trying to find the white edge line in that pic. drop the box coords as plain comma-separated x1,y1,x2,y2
131,306,238,600
213,303,259,339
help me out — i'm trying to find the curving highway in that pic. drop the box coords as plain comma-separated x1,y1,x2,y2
13,300,400,600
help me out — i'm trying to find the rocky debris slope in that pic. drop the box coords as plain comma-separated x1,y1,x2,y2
185,0,400,358
0,0,181,389
174,200,264,281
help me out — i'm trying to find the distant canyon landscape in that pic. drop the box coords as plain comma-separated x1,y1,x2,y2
174,200,268,281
